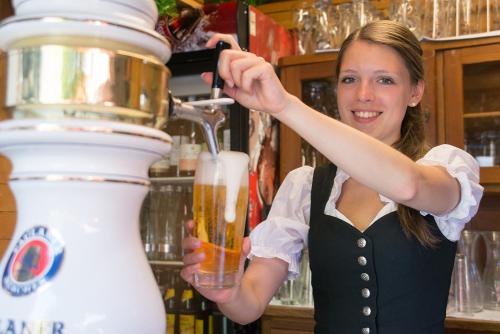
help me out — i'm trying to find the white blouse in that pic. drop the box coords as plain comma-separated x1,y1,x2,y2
249,144,484,279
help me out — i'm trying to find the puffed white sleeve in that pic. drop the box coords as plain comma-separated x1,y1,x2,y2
417,144,484,241
248,166,313,280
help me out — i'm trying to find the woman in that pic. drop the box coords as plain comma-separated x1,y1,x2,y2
181,20,483,333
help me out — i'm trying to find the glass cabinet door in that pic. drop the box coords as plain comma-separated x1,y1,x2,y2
301,78,339,167
443,41,500,185
278,53,338,181
463,61,500,168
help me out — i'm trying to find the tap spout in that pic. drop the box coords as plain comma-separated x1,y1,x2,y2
169,94,225,158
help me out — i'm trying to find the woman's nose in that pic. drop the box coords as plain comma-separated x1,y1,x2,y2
356,81,375,102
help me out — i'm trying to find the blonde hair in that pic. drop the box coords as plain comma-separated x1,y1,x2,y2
336,20,438,247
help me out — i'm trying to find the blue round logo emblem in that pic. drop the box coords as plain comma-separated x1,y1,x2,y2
2,226,64,296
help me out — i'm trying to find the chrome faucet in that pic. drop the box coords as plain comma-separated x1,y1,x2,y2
168,95,226,157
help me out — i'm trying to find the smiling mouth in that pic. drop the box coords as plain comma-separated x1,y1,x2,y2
352,111,382,119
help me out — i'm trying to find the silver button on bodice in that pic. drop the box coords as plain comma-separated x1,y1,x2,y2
361,273,370,281
362,327,370,334
362,306,371,316
361,288,370,298
358,256,367,266
357,238,367,248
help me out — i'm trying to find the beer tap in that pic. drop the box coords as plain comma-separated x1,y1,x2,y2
168,41,232,158
210,40,231,101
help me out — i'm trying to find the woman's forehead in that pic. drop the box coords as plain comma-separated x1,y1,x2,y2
340,40,409,76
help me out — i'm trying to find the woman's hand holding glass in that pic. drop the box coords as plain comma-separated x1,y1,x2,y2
180,219,251,304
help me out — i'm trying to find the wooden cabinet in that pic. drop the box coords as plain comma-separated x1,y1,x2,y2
278,52,338,182
261,305,315,334
438,39,500,190
0,156,14,259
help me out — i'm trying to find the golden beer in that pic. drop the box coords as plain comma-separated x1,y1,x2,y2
193,151,249,288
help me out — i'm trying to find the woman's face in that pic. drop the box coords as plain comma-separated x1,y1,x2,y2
336,40,423,145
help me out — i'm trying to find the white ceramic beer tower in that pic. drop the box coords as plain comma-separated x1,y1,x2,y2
0,0,177,332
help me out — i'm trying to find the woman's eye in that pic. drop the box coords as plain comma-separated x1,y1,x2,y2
340,76,355,84
378,77,394,85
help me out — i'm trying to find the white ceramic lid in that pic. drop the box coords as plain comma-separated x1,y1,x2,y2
12,0,158,30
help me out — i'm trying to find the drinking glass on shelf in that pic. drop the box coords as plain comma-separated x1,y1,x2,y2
482,231,500,310
390,0,424,39
450,230,484,314
327,4,341,49
487,0,500,32
422,0,457,38
152,184,180,261
297,249,313,306
457,0,483,36
331,3,357,48
353,0,384,30
313,0,333,51
450,253,484,314
293,1,317,55
192,151,249,288
278,279,299,305
140,189,155,259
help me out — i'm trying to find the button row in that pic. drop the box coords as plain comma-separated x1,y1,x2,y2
358,238,371,334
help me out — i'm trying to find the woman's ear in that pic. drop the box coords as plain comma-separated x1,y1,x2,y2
409,80,425,107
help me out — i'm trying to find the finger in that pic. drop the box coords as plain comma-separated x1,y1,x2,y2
206,33,241,51
227,55,263,90
180,263,200,284
237,237,251,275
184,219,195,236
200,72,213,85
183,251,205,266
242,236,251,257
228,56,267,93
218,50,250,88
182,236,201,251
240,61,275,94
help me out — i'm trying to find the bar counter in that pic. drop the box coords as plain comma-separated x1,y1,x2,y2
261,304,500,334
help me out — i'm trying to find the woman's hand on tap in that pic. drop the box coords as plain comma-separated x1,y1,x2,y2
202,33,294,116
180,219,251,304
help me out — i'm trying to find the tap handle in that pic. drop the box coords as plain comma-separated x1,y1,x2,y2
211,40,231,99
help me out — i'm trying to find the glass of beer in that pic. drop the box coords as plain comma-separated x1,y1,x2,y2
192,151,249,288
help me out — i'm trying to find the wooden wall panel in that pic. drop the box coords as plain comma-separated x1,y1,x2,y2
0,184,15,211
0,212,16,259
0,212,15,238
0,47,5,121
0,155,11,182
0,1,13,21
0,155,15,260
468,193,500,231
0,239,10,260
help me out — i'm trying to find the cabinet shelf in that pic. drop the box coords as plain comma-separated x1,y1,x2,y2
480,166,500,184
463,111,500,119
149,176,194,184
149,260,184,267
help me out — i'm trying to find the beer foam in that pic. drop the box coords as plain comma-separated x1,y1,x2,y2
218,151,249,223
195,151,248,223
195,152,221,185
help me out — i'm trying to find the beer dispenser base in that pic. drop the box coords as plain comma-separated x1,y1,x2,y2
0,119,171,333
